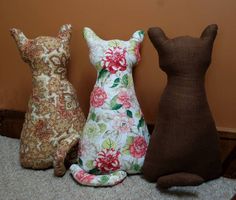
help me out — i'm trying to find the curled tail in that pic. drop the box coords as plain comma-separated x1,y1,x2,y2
70,164,127,187
54,134,80,177
157,172,204,189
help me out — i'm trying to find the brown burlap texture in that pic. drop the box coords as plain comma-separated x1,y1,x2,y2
142,24,222,188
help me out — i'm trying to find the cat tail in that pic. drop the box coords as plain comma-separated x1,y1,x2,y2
70,164,127,186
53,134,80,177
157,172,204,189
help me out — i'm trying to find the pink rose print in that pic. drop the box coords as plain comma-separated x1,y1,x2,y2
75,170,96,184
113,113,134,133
90,87,107,107
130,136,147,158
94,148,121,173
117,90,131,109
101,47,127,74
134,44,141,63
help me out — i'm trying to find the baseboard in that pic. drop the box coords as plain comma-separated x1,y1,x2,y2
0,109,235,138
0,109,25,138
217,127,236,133
217,127,236,140
218,126,236,178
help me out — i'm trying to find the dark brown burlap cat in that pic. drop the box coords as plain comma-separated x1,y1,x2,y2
142,24,222,188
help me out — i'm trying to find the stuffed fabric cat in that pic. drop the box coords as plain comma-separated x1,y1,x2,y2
142,24,222,188
70,27,150,186
10,24,86,176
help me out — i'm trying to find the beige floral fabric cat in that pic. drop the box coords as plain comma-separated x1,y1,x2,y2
10,24,86,176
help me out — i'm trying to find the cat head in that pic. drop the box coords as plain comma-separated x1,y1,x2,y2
83,27,144,74
10,24,72,76
148,24,218,76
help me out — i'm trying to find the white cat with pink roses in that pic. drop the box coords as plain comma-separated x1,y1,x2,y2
70,27,150,186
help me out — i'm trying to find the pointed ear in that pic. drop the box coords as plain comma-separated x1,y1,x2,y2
83,27,103,47
10,28,28,50
200,24,218,43
148,27,168,49
130,30,144,44
58,24,72,43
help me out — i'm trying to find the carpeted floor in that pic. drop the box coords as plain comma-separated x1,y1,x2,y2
0,135,236,200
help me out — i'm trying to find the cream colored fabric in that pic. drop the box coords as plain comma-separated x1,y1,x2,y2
70,27,149,186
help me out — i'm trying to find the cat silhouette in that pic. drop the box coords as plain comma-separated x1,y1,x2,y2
70,27,150,186
10,24,85,176
142,24,222,188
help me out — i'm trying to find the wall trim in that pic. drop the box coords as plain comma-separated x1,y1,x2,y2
217,127,236,140
0,109,25,138
0,109,236,139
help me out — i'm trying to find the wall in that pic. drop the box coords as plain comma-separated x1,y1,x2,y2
0,0,235,128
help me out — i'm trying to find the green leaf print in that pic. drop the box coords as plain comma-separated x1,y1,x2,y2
83,28,90,39
89,167,101,175
111,104,122,110
111,78,120,88
126,136,134,146
127,75,133,88
108,40,120,47
122,148,130,155
130,40,136,48
98,123,107,133
110,95,122,110
126,110,133,118
122,74,129,87
123,135,140,155
102,138,116,149
98,68,109,80
99,175,110,184
132,163,141,172
138,30,144,38
138,117,145,130
112,171,121,176
79,158,83,166
135,111,141,118
84,122,100,138
90,112,96,121
86,160,94,169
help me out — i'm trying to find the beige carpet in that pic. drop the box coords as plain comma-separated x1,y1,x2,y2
0,135,235,200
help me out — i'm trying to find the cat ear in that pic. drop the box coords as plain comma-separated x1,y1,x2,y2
10,28,29,50
58,24,72,43
200,24,218,43
83,27,103,47
148,27,168,49
130,30,144,44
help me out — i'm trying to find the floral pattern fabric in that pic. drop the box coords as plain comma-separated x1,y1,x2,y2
70,27,150,186
10,24,86,176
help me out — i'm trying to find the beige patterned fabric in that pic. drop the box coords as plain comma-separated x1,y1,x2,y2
10,24,86,176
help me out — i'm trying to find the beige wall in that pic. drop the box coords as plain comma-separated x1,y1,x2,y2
0,0,235,128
